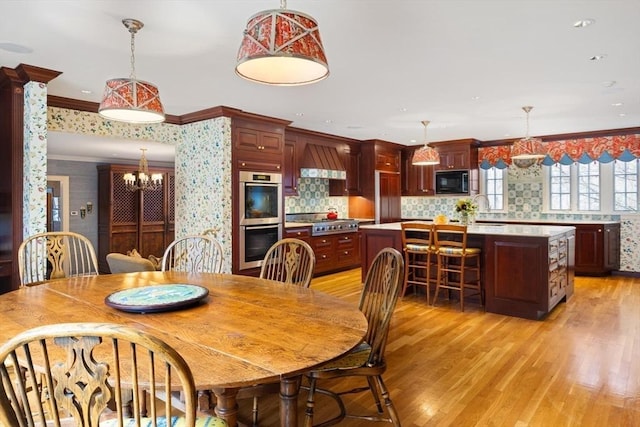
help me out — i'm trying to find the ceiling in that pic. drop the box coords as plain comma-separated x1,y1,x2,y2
1,0,639,163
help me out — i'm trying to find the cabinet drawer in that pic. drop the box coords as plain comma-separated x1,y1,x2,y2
284,227,311,240
375,151,400,172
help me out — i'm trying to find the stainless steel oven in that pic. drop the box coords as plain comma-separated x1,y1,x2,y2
239,224,282,270
239,171,283,269
239,171,282,226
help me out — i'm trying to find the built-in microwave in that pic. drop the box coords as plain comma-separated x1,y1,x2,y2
435,170,469,194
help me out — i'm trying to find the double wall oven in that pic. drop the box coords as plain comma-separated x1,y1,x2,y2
238,171,282,270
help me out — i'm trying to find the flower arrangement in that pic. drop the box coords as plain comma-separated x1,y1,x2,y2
455,198,478,225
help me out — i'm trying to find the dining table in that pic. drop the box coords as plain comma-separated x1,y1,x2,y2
0,271,368,427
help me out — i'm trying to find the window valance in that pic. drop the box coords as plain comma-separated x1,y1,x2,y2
479,134,640,169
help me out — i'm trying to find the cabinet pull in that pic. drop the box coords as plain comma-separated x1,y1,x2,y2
344,251,348,255
321,254,327,259
296,232,301,236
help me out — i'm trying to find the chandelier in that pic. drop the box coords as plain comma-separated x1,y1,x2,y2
235,0,329,86
412,120,440,165
124,149,163,191
98,19,165,124
511,106,545,168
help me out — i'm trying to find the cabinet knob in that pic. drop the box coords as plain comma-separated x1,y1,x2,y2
321,254,327,259
598,229,602,232
276,165,281,169
344,251,348,255
296,232,301,236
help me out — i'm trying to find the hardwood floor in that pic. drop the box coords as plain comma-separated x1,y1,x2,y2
235,269,640,426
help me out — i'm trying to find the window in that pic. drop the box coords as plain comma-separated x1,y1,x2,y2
545,160,639,212
484,167,504,210
577,162,600,211
614,161,638,211
549,164,571,210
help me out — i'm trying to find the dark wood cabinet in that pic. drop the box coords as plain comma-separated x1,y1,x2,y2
329,143,362,196
575,223,620,275
232,118,284,173
431,139,479,171
311,232,360,275
284,226,311,243
375,149,400,173
283,139,299,196
401,146,435,196
378,172,401,223
97,165,175,273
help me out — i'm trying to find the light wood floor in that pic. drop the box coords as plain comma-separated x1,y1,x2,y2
235,269,640,426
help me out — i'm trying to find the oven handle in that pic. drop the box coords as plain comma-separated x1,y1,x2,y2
241,224,281,230
243,182,280,188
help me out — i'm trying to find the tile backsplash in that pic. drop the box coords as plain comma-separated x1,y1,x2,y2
285,178,348,217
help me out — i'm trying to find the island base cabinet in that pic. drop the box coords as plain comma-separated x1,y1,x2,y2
484,233,573,320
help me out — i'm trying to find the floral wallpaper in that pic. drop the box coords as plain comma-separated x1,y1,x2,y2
23,82,48,238
47,106,181,144
176,118,233,273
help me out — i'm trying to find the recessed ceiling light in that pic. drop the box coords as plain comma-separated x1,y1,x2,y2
471,96,480,101
324,119,333,124
589,54,607,61
295,112,304,117
399,107,408,112
602,81,617,87
619,113,626,117
409,139,417,143
0,42,33,53
81,89,92,94
611,102,623,107
573,19,595,28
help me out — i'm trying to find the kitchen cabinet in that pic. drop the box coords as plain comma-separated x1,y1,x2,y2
284,226,311,243
378,172,401,223
311,232,361,275
431,139,479,171
284,139,299,196
232,117,284,173
401,146,435,196
97,164,175,274
350,140,403,221
574,223,620,275
329,143,362,196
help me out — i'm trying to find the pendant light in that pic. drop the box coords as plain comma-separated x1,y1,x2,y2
235,0,329,86
123,149,163,191
511,106,545,167
99,19,165,124
412,120,440,166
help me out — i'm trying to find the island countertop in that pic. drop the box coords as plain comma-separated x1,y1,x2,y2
359,221,575,238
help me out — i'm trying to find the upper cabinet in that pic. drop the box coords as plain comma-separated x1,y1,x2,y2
401,146,435,196
329,142,362,196
284,138,299,196
374,146,401,173
232,117,286,173
431,139,480,171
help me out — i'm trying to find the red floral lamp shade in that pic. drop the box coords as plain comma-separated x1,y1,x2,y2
511,136,545,159
236,7,329,86
98,19,165,124
99,78,165,124
412,120,440,166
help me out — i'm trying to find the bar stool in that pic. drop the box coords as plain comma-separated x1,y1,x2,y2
432,224,483,311
401,222,437,303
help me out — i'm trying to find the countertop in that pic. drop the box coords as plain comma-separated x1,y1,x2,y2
359,221,575,238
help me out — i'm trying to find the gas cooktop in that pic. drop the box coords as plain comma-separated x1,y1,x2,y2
286,214,359,236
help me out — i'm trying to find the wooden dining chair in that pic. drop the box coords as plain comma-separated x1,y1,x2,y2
161,235,224,274
260,238,316,287
237,238,316,426
0,322,228,427
17,231,99,287
432,223,483,312
302,247,404,427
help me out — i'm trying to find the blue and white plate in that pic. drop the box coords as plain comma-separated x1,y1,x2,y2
105,284,209,313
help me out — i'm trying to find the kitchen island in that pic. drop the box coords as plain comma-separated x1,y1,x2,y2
360,222,576,320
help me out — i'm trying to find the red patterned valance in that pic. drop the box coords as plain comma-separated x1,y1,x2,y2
479,134,640,169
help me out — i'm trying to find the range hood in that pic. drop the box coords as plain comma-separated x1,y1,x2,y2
300,144,346,180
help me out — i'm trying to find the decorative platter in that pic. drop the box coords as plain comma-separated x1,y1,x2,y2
105,284,209,313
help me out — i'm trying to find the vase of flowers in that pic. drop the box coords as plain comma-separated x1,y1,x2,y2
455,198,478,226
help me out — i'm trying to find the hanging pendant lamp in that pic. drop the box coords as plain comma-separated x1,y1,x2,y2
235,0,329,86
123,149,163,191
511,106,545,167
412,120,440,166
99,19,165,124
